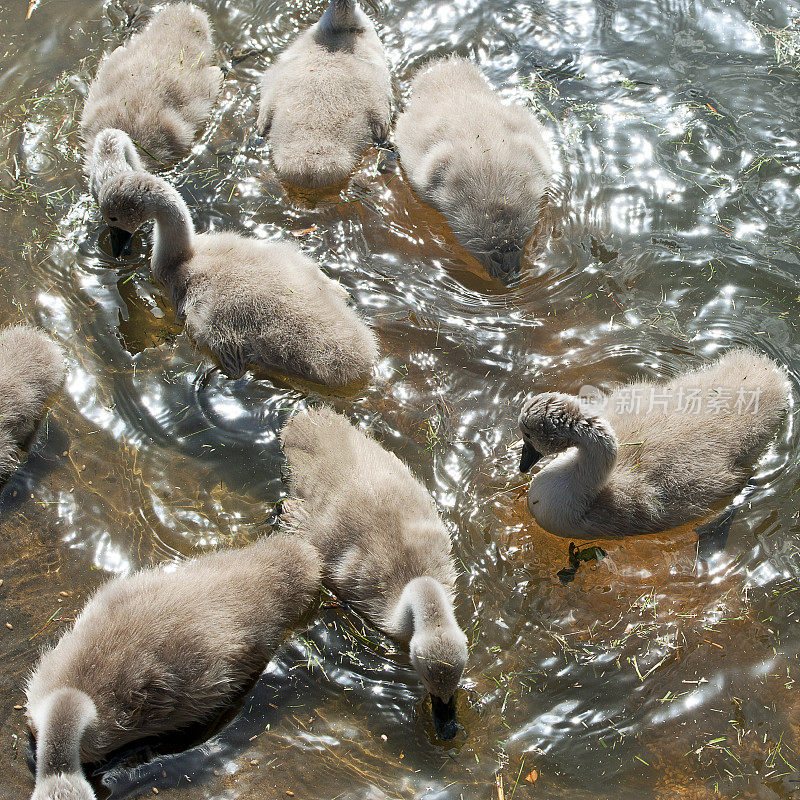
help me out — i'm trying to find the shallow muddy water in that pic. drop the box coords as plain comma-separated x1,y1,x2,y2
2,0,800,797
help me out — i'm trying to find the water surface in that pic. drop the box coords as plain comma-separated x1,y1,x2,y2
1,0,800,797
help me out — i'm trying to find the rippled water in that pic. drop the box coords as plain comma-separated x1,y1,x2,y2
2,0,800,797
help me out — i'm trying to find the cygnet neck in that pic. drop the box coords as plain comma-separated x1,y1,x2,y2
89,128,143,199
389,576,455,643
146,179,195,290
35,688,96,779
319,0,359,32
559,417,618,496
532,415,619,529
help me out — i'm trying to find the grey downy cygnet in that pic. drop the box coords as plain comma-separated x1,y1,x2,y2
518,348,791,538
0,325,65,480
395,56,552,279
97,145,379,386
256,0,392,188
280,407,467,738
25,533,322,800
81,2,223,200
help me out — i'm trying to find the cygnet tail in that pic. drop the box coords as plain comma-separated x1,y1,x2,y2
34,688,96,780
319,0,358,32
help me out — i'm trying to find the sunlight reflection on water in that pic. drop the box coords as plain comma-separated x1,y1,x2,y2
1,0,800,797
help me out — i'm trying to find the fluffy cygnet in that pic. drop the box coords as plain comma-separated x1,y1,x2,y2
395,56,552,279
280,407,467,735
81,3,222,197
518,349,791,537
97,150,379,386
256,0,392,187
26,534,321,800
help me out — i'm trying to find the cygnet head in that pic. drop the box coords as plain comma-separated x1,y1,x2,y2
440,180,539,279
409,622,468,703
391,576,467,738
98,172,160,257
461,202,531,277
518,392,614,472
420,137,545,279
31,773,95,800
397,576,467,702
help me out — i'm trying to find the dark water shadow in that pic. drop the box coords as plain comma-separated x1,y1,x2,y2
0,419,68,519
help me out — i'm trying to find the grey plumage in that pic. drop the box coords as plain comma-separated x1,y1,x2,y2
29,689,96,800
280,407,467,702
98,162,379,386
395,56,552,279
87,128,145,203
518,348,791,537
0,325,65,480
81,2,222,196
26,534,322,800
256,0,392,188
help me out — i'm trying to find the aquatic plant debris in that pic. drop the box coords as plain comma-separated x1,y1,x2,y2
753,16,800,68
557,542,607,583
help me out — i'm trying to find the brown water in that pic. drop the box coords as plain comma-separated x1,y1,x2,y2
2,0,800,797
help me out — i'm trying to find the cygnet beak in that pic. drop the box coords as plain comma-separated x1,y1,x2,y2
108,227,133,258
431,692,459,740
520,441,542,473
